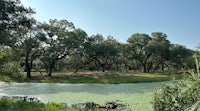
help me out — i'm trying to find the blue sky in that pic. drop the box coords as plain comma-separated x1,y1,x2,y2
21,0,200,49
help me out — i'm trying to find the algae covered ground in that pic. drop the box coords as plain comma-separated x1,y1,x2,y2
0,81,169,111
0,72,183,111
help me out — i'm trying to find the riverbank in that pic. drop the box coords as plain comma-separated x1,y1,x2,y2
0,98,73,111
0,72,184,83
0,97,129,111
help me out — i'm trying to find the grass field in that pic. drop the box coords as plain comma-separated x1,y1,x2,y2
0,71,184,83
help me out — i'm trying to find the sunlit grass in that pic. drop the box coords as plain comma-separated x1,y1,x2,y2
0,71,184,83
0,75,12,82
0,98,73,111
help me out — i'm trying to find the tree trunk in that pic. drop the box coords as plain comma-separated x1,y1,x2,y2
27,69,31,78
124,64,128,72
101,64,105,72
74,67,82,73
161,64,164,71
102,67,105,72
146,63,152,73
25,59,32,78
48,65,53,77
142,64,146,73
116,63,119,71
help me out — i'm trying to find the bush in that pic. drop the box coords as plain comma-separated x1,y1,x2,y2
0,98,44,111
0,98,91,111
152,74,200,111
45,102,67,111
0,61,24,80
153,52,200,111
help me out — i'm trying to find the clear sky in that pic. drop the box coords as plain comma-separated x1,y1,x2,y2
21,0,200,49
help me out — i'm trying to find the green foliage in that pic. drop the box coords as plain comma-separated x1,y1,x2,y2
127,33,152,72
0,61,23,80
0,0,35,46
45,102,67,111
0,98,70,111
153,74,200,111
153,50,200,111
38,19,88,76
0,46,13,65
85,35,119,72
0,0,196,77
170,44,194,70
0,98,44,111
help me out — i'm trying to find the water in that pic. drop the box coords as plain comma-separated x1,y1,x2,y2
0,82,165,111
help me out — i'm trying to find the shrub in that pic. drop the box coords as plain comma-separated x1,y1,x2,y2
153,52,200,111
152,74,200,111
45,102,67,111
0,61,24,80
0,98,45,111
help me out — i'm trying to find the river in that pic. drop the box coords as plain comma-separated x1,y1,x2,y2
0,82,165,111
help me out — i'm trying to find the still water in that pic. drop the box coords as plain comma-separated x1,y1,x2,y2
0,82,164,110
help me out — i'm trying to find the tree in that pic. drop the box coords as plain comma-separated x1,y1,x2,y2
127,33,152,72
169,44,194,70
38,19,87,76
0,0,36,78
19,23,43,78
62,29,89,73
116,43,132,71
66,53,91,73
147,32,171,71
0,46,13,68
0,0,35,46
85,35,119,72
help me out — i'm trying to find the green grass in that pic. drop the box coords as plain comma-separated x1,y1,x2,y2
0,98,128,111
0,71,184,83
0,98,78,111
0,98,44,111
0,75,12,82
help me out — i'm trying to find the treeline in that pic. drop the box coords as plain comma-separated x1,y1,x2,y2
0,0,196,78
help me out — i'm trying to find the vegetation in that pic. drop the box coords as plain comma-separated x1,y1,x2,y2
0,0,196,79
0,71,182,83
153,75,200,111
1,0,200,111
0,98,130,111
153,54,200,111
0,98,69,111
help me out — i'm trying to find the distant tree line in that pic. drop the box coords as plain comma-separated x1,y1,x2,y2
0,0,196,78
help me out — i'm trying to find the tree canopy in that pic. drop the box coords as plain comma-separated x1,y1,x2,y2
0,0,197,77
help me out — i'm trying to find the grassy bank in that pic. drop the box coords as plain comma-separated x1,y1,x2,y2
0,71,184,83
0,98,129,111
0,98,74,111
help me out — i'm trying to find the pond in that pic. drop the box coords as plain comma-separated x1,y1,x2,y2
0,82,165,111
